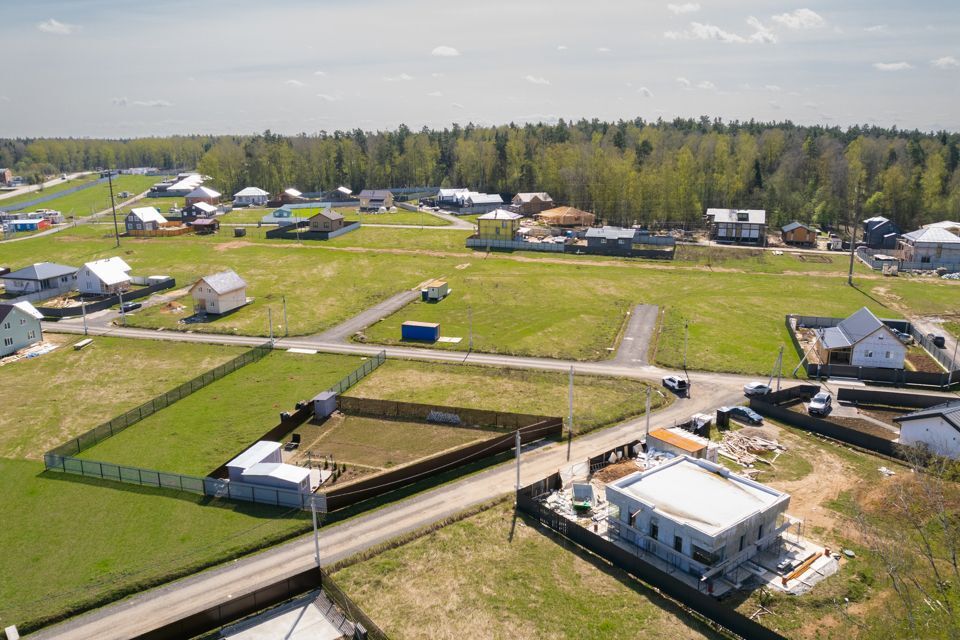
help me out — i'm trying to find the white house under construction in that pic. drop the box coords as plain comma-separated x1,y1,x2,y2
605,456,791,586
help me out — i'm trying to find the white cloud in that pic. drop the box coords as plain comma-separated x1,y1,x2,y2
37,18,79,35
427,91,443,97
864,25,888,33
666,18,776,44
557,45,568,51
524,75,550,85
383,73,414,82
431,72,444,78
638,87,653,97
931,56,959,69
451,102,465,109
431,45,460,57
0,96,9,103
771,9,825,30
697,80,716,90
316,94,340,102
873,61,913,71
764,84,782,92
597,47,612,53
676,76,692,89
667,2,700,15
285,79,305,87
314,70,328,76
112,97,173,108
769,100,782,110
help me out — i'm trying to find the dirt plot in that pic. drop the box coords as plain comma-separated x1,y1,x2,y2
794,253,832,263
787,403,898,440
289,414,501,478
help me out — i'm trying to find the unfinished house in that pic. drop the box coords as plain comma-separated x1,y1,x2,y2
705,208,767,246
646,428,718,462
898,227,960,269
605,456,791,585
814,307,906,368
511,192,554,216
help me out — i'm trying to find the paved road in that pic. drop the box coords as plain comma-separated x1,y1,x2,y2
611,304,659,367
910,316,959,368
29,379,739,640
0,172,89,201
314,288,421,342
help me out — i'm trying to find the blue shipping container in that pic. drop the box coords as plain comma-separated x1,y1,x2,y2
402,321,440,342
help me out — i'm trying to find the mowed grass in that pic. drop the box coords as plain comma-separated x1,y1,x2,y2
0,335,244,459
36,175,160,217
349,360,667,434
115,195,184,216
0,457,310,633
334,501,719,640
78,351,363,475
307,414,499,469
340,208,450,226
0,174,100,208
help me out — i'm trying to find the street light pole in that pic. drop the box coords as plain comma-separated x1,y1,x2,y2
108,171,120,248
268,307,274,345
81,301,88,336
468,306,473,352
282,295,288,337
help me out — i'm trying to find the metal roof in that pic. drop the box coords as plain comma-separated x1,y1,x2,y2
0,301,43,325
241,462,310,484
818,307,888,350
359,189,392,199
196,269,246,295
585,225,636,240
233,187,269,197
2,262,77,281
901,227,960,244
83,257,132,286
128,207,167,224
437,188,469,198
463,192,503,205
477,208,521,220
648,428,705,453
310,208,343,222
191,202,218,214
226,441,281,470
705,208,767,224
284,188,303,197
894,400,960,432
781,221,814,233
512,192,552,203
186,186,221,199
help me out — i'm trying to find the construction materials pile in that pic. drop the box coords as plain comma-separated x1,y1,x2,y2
719,429,785,467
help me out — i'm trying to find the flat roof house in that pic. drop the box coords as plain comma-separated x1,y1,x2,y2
358,189,394,212
476,209,522,241
190,269,248,315
706,208,767,246
241,463,311,494
898,227,960,269
233,186,269,207
511,192,554,216
781,221,817,246
125,206,169,233
862,216,900,250
78,257,132,295
226,441,282,482
1,262,78,297
815,307,906,368
0,301,44,357
308,208,345,233
895,400,960,460
606,456,791,585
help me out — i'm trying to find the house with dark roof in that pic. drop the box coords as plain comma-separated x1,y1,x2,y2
585,226,637,255
1,262,78,298
862,216,900,250
781,221,817,246
814,307,906,368
0,301,43,356
358,189,394,212
895,400,960,459
705,209,767,246
190,270,248,315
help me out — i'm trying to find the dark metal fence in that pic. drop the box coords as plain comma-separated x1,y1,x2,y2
336,395,551,429
36,277,177,318
327,351,386,394
836,387,953,409
46,341,272,458
516,477,787,640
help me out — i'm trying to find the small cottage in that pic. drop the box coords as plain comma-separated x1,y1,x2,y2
0,301,44,357
477,209,522,240
232,187,269,207
308,208,345,232
190,269,248,315
358,189,394,211
125,207,168,233
191,218,220,234
1,262,78,296
705,208,767,246
781,221,817,246
511,192,554,216
862,216,900,250
585,226,637,255
815,307,906,368
77,257,132,295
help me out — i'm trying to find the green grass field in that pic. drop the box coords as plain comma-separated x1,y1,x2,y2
340,208,450,226
78,351,363,475
349,360,666,435
0,174,100,208
0,335,244,459
30,175,161,218
334,500,720,639
115,195,184,216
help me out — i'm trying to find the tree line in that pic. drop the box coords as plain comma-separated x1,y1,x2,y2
2,117,959,231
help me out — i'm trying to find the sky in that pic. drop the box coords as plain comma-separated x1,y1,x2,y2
0,0,958,137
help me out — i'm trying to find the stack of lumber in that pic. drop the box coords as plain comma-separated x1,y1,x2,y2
719,431,784,467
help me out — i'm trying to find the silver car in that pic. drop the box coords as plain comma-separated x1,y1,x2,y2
808,392,832,415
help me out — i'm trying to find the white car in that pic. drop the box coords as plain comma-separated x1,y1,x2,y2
743,382,772,397
808,392,832,415
662,375,689,395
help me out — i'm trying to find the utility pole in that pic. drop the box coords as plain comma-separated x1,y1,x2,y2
268,307,274,345
117,288,126,326
847,215,858,287
515,430,522,493
310,497,321,567
683,322,689,377
468,306,473,352
950,338,959,388
645,386,651,438
81,301,88,336
108,170,120,248
567,366,574,461
282,295,288,337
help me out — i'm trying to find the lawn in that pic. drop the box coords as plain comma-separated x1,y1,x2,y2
31,175,160,217
946,320,960,339
115,195,184,216
0,457,311,634
0,335,244,459
334,500,721,640
78,351,363,475
340,207,450,227
220,206,274,223
0,174,100,209
349,360,667,435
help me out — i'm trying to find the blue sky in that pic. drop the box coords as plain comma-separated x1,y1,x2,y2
0,0,958,136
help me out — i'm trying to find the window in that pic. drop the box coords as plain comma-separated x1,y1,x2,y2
885,351,891,359
758,524,764,540
3,338,12,347
864,350,874,358
674,536,683,553
650,522,659,540
20,318,25,325
27,330,35,339
2,322,9,330
739,535,745,552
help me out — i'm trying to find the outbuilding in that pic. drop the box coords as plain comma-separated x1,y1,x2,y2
646,428,719,462
233,186,269,207
420,279,449,302
240,462,311,493
190,269,248,315
191,217,220,234
226,441,282,482
401,321,440,342
585,226,636,255
895,400,960,460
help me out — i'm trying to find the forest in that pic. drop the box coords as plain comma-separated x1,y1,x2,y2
2,117,959,230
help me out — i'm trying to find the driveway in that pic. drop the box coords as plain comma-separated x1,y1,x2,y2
314,288,420,342
611,304,658,366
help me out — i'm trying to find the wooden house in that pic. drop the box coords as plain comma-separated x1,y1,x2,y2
781,221,817,246
308,208,345,232
511,192,554,216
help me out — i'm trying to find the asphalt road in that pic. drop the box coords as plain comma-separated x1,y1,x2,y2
29,378,740,640
313,288,421,342
611,304,659,367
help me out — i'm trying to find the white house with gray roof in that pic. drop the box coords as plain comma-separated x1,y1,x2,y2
1,262,78,299
814,307,906,368
0,301,44,356
190,269,248,315
898,226,960,269
895,400,960,459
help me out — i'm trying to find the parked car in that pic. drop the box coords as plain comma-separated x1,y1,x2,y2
743,381,772,397
808,392,833,416
120,302,142,313
726,405,764,425
661,375,689,396
927,333,946,349
893,329,914,344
